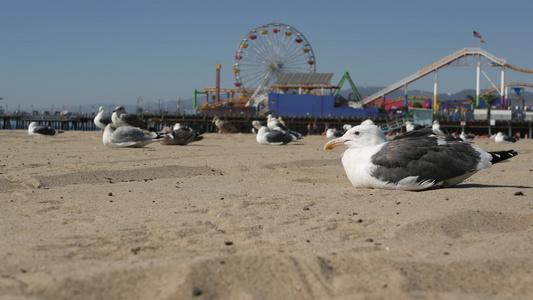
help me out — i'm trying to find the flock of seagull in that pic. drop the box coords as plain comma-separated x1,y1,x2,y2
27,107,520,148
25,109,521,190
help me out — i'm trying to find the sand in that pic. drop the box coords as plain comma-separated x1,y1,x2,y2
1,129,532,300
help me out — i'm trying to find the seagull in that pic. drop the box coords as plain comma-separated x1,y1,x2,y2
267,114,289,131
94,106,112,130
112,106,148,129
160,123,203,145
326,128,344,138
267,114,303,139
460,132,476,142
432,120,444,135
28,122,63,136
255,126,297,145
360,119,375,126
212,116,237,133
103,124,162,148
324,123,517,190
251,120,264,133
494,132,517,143
404,121,425,132
342,124,353,132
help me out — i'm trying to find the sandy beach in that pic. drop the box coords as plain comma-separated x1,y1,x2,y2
1,129,532,300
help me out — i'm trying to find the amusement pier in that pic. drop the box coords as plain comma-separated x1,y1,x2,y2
2,23,533,138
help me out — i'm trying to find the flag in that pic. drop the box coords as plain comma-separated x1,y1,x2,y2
473,31,485,43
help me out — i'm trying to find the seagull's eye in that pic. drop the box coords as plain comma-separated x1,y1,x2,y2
354,131,360,136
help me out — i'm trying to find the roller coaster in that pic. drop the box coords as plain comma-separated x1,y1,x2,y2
362,47,533,107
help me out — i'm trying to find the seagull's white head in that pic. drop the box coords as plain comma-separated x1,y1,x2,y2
342,124,353,131
405,121,414,132
113,106,125,113
360,119,375,126
252,120,262,130
324,124,386,150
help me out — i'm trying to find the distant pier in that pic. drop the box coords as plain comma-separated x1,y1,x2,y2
1,112,532,138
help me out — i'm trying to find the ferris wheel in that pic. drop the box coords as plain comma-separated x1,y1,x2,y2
233,23,316,98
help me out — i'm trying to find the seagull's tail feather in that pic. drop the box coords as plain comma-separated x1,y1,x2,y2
489,150,518,164
288,130,304,139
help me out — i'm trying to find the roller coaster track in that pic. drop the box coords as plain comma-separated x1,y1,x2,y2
504,64,533,73
362,47,533,106
482,82,533,95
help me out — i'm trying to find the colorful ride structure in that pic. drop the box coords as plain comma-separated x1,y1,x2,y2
363,48,533,113
196,27,532,119
233,23,316,99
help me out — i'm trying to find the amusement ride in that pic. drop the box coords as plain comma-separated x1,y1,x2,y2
196,24,533,120
196,23,320,114
232,23,316,99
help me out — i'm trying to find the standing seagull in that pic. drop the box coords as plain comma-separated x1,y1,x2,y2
112,106,148,129
212,116,237,133
28,122,63,136
94,106,112,130
103,124,162,148
324,123,517,190
494,132,518,143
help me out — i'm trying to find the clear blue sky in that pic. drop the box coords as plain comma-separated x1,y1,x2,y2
2,0,533,112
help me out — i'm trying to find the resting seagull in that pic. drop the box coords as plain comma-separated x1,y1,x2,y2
494,132,517,143
103,124,162,148
267,114,303,139
432,120,444,135
255,126,296,145
324,124,517,190
343,124,353,132
160,123,203,145
460,132,476,142
326,128,344,138
28,122,63,136
94,106,112,130
251,120,264,133
404,121,425,132
112,106,148,129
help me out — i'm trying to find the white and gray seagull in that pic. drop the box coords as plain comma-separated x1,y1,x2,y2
112,106,148,129
160,123,203,145
255,125,297,145
324,123,517,191
94,106,112,130
103,124,162,148
494,132,518,143
28,122,63,136
267,114,303,139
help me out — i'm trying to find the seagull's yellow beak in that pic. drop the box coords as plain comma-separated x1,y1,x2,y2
324,138,346,150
